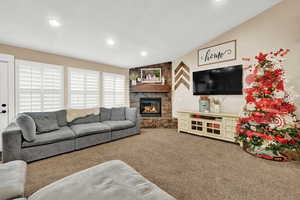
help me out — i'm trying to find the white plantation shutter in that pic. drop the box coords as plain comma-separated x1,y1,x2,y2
103,72,126,108
16,60,64,113
69,68,99,108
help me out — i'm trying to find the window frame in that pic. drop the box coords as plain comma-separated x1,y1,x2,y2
68,67,100,109
102,72,126,108
15,60,64,113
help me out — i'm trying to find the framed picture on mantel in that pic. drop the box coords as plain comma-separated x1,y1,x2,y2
141,68,161,83
198,40,237,66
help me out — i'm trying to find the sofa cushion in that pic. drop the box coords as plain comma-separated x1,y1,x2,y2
0,160,27,200
16,114,36,142
25,112,59,134
103,120,135,131
100,107,111,121
71,122,111,137
111,107,125,121
67,108,100,125
55,110,67,127
22,126,75,148
27,160,175,200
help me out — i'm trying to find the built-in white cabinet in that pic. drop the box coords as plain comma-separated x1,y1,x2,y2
177,111,239,143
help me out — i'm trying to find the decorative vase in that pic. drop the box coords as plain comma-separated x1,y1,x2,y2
131,80,137,86
199,99,210,112
214,104,221,113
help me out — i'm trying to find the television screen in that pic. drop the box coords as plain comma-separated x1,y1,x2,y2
193,65,243,95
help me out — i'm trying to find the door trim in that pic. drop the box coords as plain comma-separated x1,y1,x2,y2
0,54,15,122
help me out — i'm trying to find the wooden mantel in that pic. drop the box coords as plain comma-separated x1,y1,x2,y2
130,84,171,93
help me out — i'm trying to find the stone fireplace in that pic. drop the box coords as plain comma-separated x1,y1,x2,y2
129,62,177,128
140,97,161,117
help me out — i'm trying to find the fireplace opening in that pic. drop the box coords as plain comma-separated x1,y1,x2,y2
140,98,161,117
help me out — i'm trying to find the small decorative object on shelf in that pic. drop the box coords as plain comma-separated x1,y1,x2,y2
211,98,221,113
236,48,300,161
161,76,165,85
129,72,139,86
199,96,210,112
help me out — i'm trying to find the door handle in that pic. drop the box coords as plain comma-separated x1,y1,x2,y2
1,104,7,114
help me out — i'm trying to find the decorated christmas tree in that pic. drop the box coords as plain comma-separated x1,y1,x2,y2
236,49,300,161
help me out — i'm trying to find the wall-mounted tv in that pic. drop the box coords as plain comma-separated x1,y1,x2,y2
193,65,243,95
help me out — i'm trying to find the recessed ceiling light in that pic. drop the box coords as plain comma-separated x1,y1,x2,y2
106,38,115,46
140,51,148,57
215,0,225,3
48,19,61,27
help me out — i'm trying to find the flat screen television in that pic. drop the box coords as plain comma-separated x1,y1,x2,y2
193,65,243,95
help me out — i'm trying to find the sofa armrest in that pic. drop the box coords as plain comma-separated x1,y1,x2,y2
135,115,141,132
125,107,140,133
0,160,27,200
125,107,137,123
2,123,23,163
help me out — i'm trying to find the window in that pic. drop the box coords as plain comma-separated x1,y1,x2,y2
16,60,64,113
103,72,126,108
68,68,99,108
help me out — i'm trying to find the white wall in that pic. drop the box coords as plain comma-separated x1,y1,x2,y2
172,0,300,117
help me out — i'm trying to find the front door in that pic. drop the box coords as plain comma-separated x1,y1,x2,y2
0,54,14,151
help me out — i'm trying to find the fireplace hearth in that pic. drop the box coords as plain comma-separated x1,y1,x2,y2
140,98,161,117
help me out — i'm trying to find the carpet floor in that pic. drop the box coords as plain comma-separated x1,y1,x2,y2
26,128,300,200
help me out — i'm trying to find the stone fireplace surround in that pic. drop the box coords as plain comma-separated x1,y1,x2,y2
129,62,177,128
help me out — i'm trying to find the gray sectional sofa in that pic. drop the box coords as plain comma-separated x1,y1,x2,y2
2,107,140,163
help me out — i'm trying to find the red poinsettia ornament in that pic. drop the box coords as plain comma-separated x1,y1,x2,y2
255,52,268,62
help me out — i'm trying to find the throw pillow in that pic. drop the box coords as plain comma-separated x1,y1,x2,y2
25,112,59,134
111,107,125,121
55,110,67,127
100,107,111,121
16,114,36,142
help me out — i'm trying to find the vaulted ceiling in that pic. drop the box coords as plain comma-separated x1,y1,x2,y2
0,0,281,68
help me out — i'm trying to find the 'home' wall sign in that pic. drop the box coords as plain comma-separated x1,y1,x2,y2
198,40,237,66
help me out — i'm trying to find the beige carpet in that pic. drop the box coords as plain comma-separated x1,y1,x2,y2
26,129,300,200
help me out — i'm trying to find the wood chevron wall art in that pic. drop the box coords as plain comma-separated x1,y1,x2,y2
174,61,190,90
175,78,190,90
175,61,190,74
